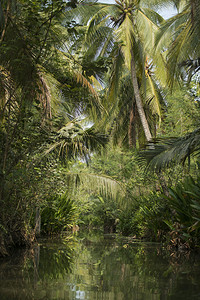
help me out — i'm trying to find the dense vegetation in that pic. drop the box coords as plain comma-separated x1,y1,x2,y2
0,0,200,256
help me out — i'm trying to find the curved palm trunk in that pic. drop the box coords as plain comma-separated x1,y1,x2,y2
130,52,152,141
128,102,136,147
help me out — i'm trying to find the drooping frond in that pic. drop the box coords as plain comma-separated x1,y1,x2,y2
167,19,193,86
42,120,109,163
65,2,107,26
155,10,187,52
86,5,114,41
156,0,200,86
144,71,164,125
116,14,136,69
65,172,126,203
56,49,104,114
137,7,162,51
140,127,200,171
107,46,124,105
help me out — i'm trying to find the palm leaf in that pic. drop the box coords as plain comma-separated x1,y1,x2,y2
144,72,164,125
42,120,109,162
65,172,126,203
140,127,200,171
116,14,136,69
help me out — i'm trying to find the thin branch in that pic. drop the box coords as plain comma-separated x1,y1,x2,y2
35,3,54,64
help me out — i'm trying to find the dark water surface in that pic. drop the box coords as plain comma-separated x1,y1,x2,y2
0,233,200,299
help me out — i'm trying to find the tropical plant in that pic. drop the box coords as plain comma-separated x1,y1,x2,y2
140,0,200,171
41,192,78,234
155,0,200,85
165,174,200,247
0,0,109,255
42,119,108,164
72,0,166,144
118,191,169,239
140,127,200,171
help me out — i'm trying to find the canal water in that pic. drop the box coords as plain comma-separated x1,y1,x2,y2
0,233,200,299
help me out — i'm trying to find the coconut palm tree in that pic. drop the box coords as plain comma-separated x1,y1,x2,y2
140,0,200,170
81,0,166,143
155,0,200,85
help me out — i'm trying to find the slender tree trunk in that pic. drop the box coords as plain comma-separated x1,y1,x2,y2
130,52,152,141
128,102,136,147
35,207,41,236
0,0,11,42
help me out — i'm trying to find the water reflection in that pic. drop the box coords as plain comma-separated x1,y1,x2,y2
0,237,75,300
0,234,200,299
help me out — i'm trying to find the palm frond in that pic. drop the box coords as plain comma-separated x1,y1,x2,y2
65,172,126,203
140,127,200,171
65,2,107,26
107,46,124,105
144,72,164,125
137,8,161,51
116,14,136,69
155,10,187,51
156,0,200,86
86,12,110,41
56,49,104,112
42,120,109,163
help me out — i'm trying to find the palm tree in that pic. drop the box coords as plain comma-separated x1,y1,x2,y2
42,119,109,163
140,0,200,170
0,0,111,252
81,0,166,143
155,0,200,85
101,70,164,148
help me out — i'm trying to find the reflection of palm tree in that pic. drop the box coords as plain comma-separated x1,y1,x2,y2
33,244,40,288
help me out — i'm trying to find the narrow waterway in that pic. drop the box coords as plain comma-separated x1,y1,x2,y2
0,233,200,299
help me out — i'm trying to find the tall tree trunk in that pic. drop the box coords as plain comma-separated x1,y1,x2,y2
128,102,136,147
130,52,152,141
0,0,11,42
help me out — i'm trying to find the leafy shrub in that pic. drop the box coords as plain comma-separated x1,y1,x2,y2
118,193,169,241
41,192,78,234
165,175,200,246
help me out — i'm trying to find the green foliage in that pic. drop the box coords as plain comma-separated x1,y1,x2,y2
88,146,164,198
0,0,200,254
159,86,200,137
0,0,108,254
43,120,108,164
41,192,78,234
140,128,200,172
72,146,173,240
156,0,200,86
165,174,200,245
118,192,170,240
76,194,121,233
